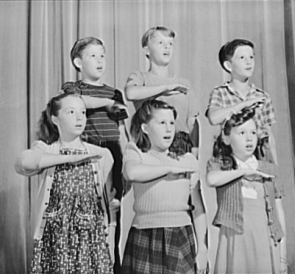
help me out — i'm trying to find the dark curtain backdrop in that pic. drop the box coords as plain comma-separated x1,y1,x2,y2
1,0,295,273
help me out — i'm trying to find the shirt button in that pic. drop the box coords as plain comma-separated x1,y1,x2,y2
94,171,98,174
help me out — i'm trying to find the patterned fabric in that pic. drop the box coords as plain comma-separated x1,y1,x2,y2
121,226,196,274
62,81,128,142
206,82,276,138
30,148,113,274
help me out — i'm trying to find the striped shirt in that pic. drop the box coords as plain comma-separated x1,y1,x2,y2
206,82,276,138
62,81,128,142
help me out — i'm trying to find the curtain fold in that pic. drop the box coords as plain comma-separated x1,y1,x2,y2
1,1,295,273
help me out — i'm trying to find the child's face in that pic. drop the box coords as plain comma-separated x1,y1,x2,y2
142,109,175,152
226,119,258,162
145,31,174,66
76,44,106,82
52,96,86,141
227,45,255,80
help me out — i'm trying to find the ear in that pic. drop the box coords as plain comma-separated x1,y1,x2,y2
143,46,150,57
141,123,148,134
73,57,82,70
222,134,230,146
224,61,232,72
51,115,59,127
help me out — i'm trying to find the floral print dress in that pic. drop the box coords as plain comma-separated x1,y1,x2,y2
31,148,113,274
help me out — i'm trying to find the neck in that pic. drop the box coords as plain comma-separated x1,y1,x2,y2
148,63,171,77
229,78,250,97
58,137,84,149
82,77,103,86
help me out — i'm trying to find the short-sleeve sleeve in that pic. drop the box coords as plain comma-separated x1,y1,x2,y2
262,94,276,126
123,142,142,165
125,71,144,89
206,157,223,174
205,88,223,116
14,141,49,176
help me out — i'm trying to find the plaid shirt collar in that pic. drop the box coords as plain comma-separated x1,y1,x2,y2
220,81,265,99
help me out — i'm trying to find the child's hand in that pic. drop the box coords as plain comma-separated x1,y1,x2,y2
169,166,196,176
244,97,265,109
107,100,127,113
69,153,102,165
243,169,275,181
163,84,189,96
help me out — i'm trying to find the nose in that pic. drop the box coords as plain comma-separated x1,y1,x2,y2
246,133,252,141
76,112,83,120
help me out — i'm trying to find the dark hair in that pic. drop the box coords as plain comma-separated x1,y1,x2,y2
130,99,177,152
141,26,176,58
219,39,254,73
36,92,83,144
70,37,105,72
213,107,257,170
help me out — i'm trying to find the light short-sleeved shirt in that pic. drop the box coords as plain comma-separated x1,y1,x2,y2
206,82,276,138
125,71,199,133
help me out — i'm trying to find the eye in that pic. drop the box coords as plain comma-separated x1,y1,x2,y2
250,55,254,59
252,130,257,135
170,121,175,125
159,41,163,45
69,110,74,114
240,56,244,59
169,42,174,46
239,131,245,135
82,110,86,115
101,54,105,58
91,54,96,57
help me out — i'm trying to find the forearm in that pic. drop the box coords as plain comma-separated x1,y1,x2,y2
123,161,171,182
82,95,113,109
276,199,287,259
191,187,208,251
207,103,245,125
125,85,169,101
268,127,278,165
206,169,244,187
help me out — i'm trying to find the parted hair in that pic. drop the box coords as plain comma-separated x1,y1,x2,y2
213,107,257,170
70,37,105,72
219,39,254,73
36,91,82,144
130,99,177,153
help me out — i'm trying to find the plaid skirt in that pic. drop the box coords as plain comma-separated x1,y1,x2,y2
121,225,196,274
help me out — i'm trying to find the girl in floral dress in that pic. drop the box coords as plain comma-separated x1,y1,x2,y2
15,92,119,273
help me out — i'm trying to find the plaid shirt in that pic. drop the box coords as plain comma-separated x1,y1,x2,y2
206,82,276,138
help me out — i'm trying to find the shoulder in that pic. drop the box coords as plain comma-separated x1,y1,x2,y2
257,160,278,176
123,142,143,161
251,84,271,98
180,153,198,170
61,81,82,94
206,157,223,172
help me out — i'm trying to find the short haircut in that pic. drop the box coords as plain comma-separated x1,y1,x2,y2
141,26,176,48
70,37,105,72
219,39,254,73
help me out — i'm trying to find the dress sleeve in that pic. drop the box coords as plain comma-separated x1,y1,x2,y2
14,141,48,176
206,157,222,174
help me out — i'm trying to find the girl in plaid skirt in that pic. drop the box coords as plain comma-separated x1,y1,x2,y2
121,99,208,274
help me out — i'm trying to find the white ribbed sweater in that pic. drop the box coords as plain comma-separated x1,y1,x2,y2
123,142,198,229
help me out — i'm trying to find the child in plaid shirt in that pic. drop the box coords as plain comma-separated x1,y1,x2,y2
206,39,278,164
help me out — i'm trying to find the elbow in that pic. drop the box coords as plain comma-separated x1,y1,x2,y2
206,174,217,188
125,87,136,101
14,153,40,176
206,109,219,126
